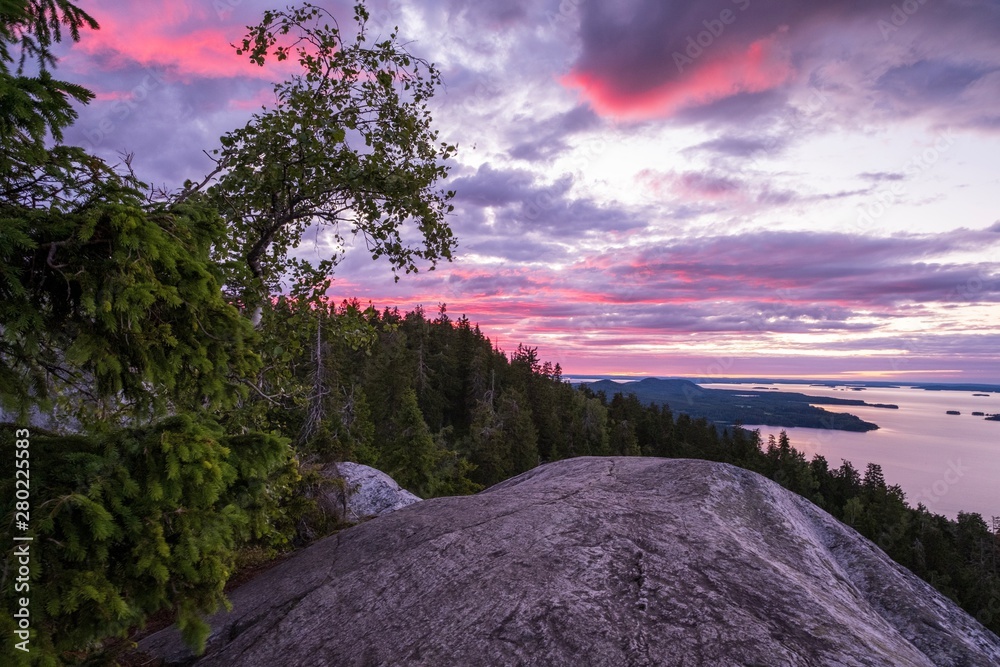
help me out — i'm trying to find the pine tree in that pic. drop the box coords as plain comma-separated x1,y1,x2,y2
382,388,438,497
497,388,540,474
1,3,259,421
465,397,511,487
0,419,291,662
863,462,887,492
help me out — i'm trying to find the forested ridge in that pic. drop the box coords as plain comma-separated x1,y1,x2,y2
1,1,998,664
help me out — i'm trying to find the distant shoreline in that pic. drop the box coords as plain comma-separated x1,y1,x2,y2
565,376,1000,394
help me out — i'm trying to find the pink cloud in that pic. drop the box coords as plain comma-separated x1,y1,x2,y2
68,0,297,81
564,34,794,120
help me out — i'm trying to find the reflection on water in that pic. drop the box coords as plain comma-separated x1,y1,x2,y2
699,383,999,520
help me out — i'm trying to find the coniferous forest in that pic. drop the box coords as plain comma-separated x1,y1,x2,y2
1,1,999,665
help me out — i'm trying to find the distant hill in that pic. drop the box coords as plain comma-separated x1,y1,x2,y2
583,378,895,431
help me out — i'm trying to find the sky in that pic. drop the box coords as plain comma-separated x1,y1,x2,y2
57,0,1000,381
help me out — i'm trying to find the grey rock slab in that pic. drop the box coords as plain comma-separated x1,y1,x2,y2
318,461,422,524
141,457,1000,666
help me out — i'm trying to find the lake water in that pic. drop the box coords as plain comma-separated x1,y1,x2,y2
699,383,1000,520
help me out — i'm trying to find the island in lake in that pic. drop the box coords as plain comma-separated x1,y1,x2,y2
582,378,896,432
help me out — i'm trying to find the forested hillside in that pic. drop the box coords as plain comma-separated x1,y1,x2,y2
583,378,895,431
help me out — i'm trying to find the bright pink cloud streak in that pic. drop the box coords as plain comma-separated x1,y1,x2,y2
329,260,869,329
564,34,794,119
70,0,297,81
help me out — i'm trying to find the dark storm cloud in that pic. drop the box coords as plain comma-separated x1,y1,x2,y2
870,59,1000,126
570,0,798,96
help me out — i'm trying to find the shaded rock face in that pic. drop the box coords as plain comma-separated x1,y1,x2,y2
142,458,1000,666
319,461,421,524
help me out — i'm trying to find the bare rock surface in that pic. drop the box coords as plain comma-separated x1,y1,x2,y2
319,461,422,524
141,457,1000,666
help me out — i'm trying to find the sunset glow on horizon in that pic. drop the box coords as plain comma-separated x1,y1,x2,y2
62,0,1000,383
